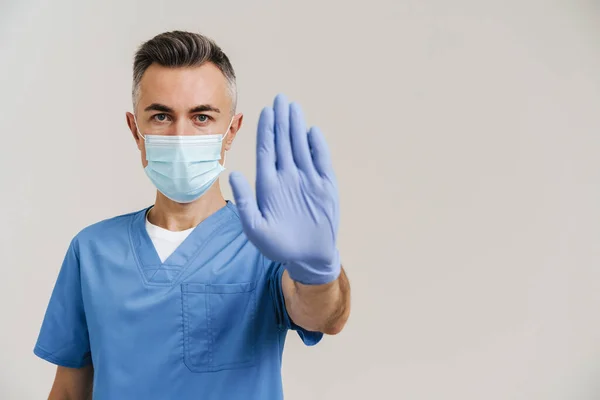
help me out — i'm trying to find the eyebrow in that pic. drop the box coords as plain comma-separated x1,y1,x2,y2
189,105,221,114
143,103,221,114
144,103,174,113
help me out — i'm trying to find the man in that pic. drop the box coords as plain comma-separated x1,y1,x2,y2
33,31,351,399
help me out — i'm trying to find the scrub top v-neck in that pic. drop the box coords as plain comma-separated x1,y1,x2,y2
144,211,195,263
34,201,323,400
131,202,236,285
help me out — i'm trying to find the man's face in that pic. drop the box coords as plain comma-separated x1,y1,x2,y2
126,62,242,168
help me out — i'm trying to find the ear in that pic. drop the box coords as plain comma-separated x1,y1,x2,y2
126,112,143,150
224,113,244,151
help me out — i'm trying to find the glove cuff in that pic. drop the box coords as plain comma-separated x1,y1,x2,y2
284,250,341,285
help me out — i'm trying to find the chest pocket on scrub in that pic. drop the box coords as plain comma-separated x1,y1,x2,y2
181,281,258,373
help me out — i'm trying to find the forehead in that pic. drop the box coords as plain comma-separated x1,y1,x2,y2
138,62,231,112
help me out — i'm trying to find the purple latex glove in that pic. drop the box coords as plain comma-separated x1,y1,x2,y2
229,94,340,285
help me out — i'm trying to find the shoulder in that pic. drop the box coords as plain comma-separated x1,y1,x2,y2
217,200,247,239
71,207,150,250
224,200,242,224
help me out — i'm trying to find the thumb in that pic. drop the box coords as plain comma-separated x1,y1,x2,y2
229,171,262,231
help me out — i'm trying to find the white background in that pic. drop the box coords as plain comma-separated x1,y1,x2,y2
1,0,600,398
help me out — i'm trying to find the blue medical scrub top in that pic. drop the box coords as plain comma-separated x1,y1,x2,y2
34,201,322,400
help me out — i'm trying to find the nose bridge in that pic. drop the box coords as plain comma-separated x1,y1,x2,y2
174,117,191,136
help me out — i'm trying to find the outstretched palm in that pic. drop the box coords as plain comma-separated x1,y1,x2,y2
229,94,340,285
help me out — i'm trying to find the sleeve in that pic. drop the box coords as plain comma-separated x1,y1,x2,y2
33,238,92,368
266,258,323,346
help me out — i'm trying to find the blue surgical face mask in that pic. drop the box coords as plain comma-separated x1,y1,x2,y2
134,116,234,203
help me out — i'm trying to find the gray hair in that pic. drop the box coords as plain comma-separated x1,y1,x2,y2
132,30,237,114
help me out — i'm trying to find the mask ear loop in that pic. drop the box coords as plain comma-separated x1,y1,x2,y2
133,114,146,141
221,116,235,168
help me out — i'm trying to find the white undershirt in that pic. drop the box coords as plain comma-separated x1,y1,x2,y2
145,213,195,263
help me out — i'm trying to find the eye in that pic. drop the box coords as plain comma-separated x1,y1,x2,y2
194,114,210,123
151,113,170,123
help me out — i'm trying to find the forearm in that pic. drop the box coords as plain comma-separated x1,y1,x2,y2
48,365,93,400
284,267,351,335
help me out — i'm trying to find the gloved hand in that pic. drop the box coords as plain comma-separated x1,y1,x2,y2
229,94,340,285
